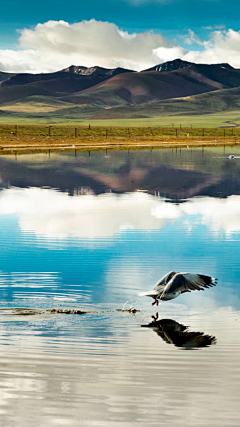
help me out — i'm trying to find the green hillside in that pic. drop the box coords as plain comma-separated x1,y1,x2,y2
1,85,240,128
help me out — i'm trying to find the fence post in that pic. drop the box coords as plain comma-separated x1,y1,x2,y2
75,127,77,138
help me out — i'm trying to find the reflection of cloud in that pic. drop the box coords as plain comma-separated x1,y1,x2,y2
182,196,240,235
0,188,167,239
0,188,240,240
153,195,240,235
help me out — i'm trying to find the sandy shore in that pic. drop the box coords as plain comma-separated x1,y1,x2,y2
0,135,239,152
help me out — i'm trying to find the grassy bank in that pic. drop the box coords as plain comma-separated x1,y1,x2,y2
0,124,239,152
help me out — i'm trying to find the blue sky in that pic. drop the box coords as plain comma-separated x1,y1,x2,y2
0,0,240,72
0,0,238,36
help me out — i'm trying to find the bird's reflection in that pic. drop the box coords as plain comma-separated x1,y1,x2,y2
141,313,217,349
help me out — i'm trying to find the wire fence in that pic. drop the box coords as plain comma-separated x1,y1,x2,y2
0,125,238,139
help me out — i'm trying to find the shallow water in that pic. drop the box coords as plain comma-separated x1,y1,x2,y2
0,146,240,426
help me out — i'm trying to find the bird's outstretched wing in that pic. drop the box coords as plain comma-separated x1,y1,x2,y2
138,271,178,297
163,273,217,296
152,271,178,291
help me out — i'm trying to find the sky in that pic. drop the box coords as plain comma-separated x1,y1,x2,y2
1,0,240,73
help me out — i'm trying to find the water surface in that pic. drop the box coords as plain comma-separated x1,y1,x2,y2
0,146,240,426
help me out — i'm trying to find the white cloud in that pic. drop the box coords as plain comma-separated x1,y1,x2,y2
182,29,240,66
1,21,240,73
152,46,188,62
183,29,205,46
0,20,169,73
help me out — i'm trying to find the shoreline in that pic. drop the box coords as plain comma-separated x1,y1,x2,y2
0,135,239,152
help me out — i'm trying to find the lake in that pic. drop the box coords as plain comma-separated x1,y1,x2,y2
0,146,240,426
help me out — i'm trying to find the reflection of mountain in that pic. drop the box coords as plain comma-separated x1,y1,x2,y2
0,158,108,195
1,148,240,199
142,317,216,349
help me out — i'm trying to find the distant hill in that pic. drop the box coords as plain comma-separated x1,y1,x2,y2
61,65,133,77
0,66,134,90
144,58,193,72
67,61,240,106
71,67,220,106
143,59,234,73
0,66,134,104
1,59,240,120
0,71,15,82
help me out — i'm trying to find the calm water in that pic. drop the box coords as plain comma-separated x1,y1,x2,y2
0,146,240,426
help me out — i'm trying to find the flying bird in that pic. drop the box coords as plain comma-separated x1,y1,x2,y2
139,271,217,306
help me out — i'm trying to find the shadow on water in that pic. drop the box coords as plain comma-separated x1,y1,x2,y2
141,313,217,349
0,307,140,316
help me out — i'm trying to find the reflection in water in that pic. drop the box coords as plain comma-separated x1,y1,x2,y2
0,148,239,426
142,314,217,349
2,187,240,240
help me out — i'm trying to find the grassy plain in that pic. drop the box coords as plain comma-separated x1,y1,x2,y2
0,123,239,152
2,86,240,128
1,109,240,128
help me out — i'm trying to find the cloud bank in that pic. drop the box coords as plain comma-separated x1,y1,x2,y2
1,20,240,73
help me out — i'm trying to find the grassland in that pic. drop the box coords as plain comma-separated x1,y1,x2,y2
0,124,239,153
1,108,240,128
2,89,240,128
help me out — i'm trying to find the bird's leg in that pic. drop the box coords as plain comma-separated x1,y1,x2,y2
152,297,159,306
151,312,159,321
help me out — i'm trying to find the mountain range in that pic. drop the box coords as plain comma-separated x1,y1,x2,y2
1,59,240,121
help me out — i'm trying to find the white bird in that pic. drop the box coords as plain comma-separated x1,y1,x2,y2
139,271,217,306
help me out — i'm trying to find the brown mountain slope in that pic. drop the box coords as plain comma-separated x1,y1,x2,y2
63,62,240,106
0,66,134,104
175,63,240,88
1,66,133,90
67,70,220,105
1,60,240,109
